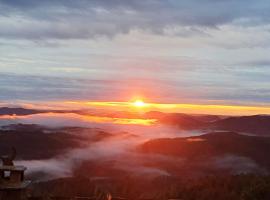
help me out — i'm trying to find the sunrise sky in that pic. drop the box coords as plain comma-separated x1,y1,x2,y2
1,0,270,115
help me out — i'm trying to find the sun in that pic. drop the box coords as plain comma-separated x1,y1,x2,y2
133,100,146,107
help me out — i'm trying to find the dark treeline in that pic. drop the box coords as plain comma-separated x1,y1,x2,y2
31,174,270,200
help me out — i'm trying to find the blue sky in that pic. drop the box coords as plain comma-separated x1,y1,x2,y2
1,0,270,106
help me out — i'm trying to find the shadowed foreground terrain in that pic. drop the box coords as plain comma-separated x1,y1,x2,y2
1,114,270,199
31,175,270,200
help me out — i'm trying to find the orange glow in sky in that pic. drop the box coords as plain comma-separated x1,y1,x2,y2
64,100,270,116
4,100,270,116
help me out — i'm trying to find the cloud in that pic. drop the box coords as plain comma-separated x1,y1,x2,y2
0,112,202,139
212,155,268,174
4,112,266,180
1,0,270,40
1,71,270,106
17,159,73,180
14,129,176,180
16,137,268,181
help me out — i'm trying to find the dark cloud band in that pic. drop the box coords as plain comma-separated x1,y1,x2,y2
1,0,270,40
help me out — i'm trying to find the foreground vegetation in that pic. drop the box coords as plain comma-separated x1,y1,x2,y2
32,174,270,200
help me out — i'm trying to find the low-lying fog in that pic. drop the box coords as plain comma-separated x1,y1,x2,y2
0,112,204,138
0,112,266,181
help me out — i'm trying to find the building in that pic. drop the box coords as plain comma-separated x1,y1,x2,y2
0,148,31,200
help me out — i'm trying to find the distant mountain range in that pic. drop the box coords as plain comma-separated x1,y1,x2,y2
0,107,47,115
1,107,270,135
0,107,77,116
145,111,270,135
210,115,270,135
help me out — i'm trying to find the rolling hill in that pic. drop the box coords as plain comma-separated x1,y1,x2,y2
140,131,270,171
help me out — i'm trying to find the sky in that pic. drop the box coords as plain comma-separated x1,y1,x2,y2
1,0,270,114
